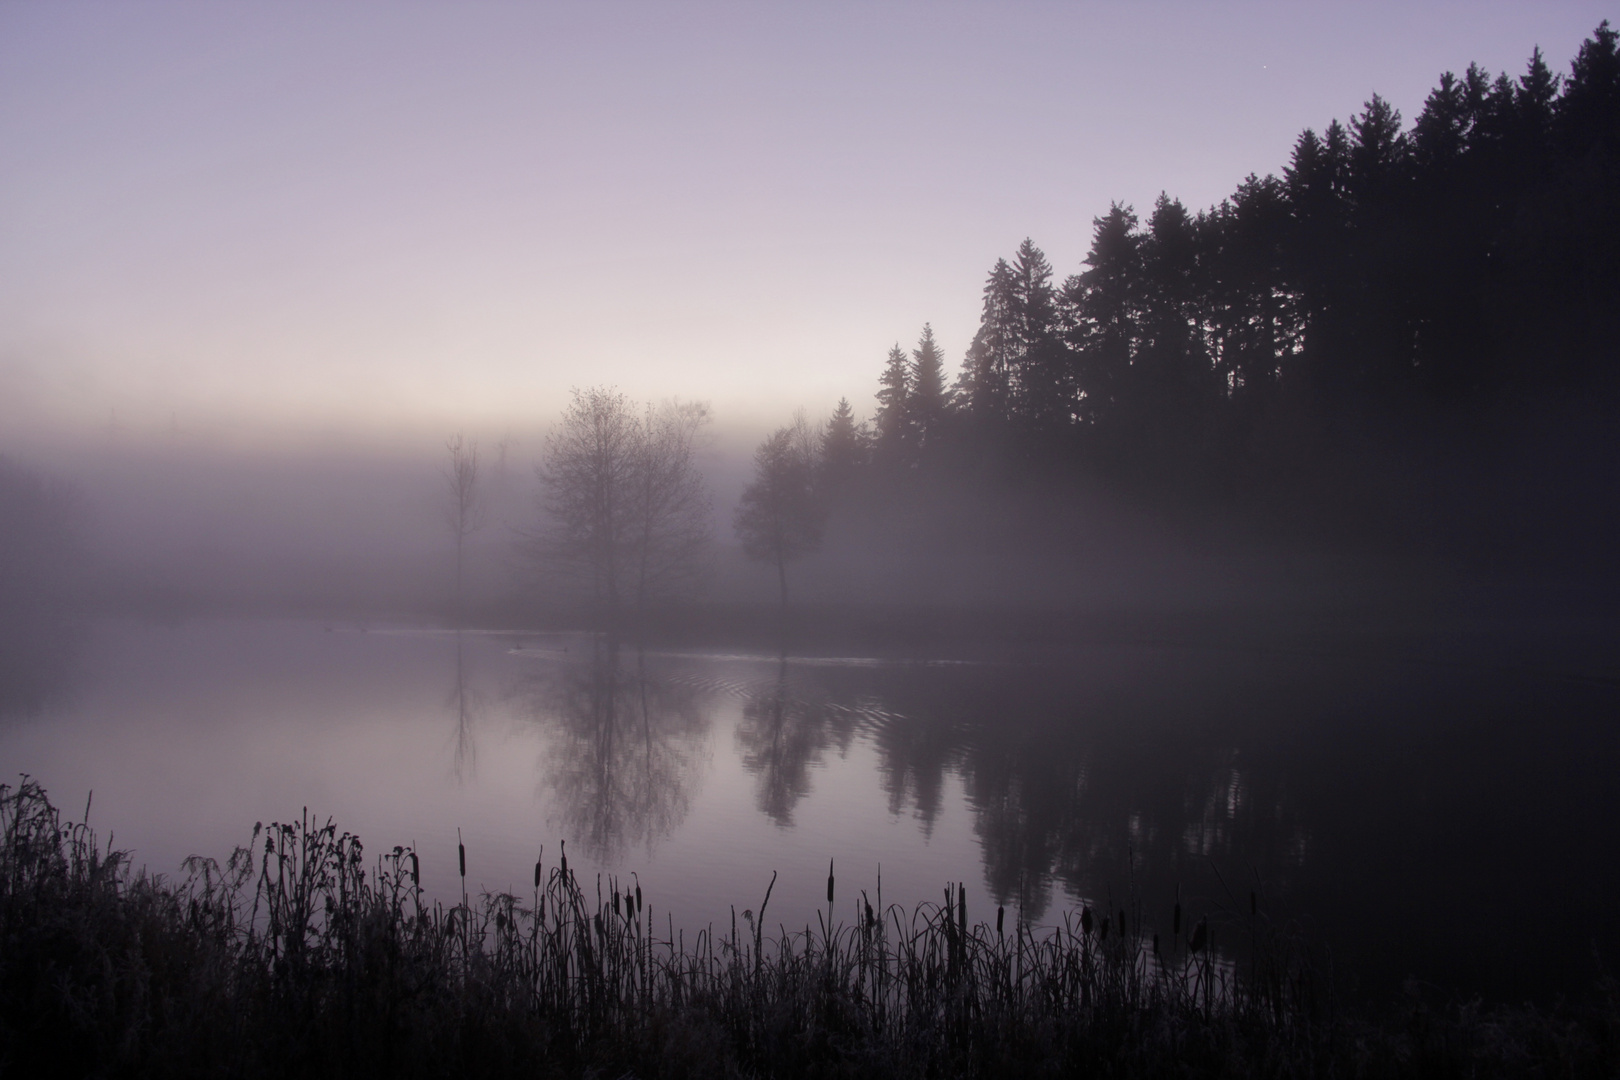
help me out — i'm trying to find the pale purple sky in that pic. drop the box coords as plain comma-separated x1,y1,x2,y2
2,2,1612,447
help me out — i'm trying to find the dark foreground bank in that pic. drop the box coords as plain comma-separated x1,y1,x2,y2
1,780,1614,1079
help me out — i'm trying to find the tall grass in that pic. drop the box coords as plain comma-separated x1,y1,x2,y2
1,777,1614,1078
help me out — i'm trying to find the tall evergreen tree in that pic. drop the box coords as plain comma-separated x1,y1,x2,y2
955,259,1018,422
873,343,915,463
819,396,869,494
1206,175,1298,395
1135,194,1209,422
1347,94,1411,207
1006,239,1069,428
1516,47,1561,160
1064,205,1142,427
1413,72,1470,173
1558,20,1620,157
910,323,949,447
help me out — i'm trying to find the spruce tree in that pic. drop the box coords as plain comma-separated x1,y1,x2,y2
910,324,949,448
819,396,869,495
873,343,915,464
1007,239,1068,427
955,259,1018,422
1064,204,1142,427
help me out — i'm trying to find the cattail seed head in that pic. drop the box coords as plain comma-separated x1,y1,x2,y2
410,852,420,887
826,858,834,905
534,861,541,889
635,884,642,913
997,905,1004,936
1081,906,1093,935
612,890,620,917
1099,915,1110,941
458,844,465,878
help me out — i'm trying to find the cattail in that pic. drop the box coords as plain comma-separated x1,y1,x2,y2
533,860,541,889
1081,905,1093,935
594,912,603,940
865,899,875,928
1099,915,1110,941
612,890,620,917
1189,917,1208,954
560,840,567,880
410,852,420,887
826,858,834,905
997,905,1004,936
457,829,466,879
635,883,642,913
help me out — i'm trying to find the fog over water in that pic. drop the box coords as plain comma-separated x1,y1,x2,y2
4,5,1620,1022
3,614,1616,1003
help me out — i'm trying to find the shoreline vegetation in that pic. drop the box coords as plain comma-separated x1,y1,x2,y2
3,779,1615,1078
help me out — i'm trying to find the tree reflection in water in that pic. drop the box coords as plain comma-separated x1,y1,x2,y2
518,638,708,862
445,631,481,782
734,658,861,826
845,659,1314,922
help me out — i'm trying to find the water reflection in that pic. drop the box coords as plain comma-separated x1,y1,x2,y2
517,639,708,861
0,615,80,724
446,631,481,780
734,658,862,826
789,660,1319,921
5,619,1617,1000
869,701,954,836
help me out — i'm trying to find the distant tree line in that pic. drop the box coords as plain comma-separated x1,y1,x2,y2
804,24,1620,563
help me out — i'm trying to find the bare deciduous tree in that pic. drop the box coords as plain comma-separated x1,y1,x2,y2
629,400,712,614
733,413,824,613
534,387,712,628
444,433,482,616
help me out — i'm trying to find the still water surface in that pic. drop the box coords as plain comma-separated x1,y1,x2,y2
3,616,1617,1000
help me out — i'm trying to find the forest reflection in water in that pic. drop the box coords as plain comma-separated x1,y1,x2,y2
3,617,1616,1000
505,633,1620,999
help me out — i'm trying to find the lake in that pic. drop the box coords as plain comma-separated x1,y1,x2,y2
3,614,1616,1001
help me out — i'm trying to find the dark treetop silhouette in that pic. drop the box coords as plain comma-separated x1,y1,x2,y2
818,24,1620,584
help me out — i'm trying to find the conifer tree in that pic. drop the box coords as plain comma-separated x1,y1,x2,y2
1558,20,1619,157
873,343,915,463
1007,239,1068,428
909,324,949,447
1064,205,1142,426
819,396,869,494
955,259,1017,421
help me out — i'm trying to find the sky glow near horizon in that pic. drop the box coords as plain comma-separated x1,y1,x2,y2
2,1,1614,450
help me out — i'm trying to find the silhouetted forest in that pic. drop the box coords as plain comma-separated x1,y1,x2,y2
825,25,1620,583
